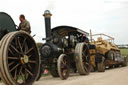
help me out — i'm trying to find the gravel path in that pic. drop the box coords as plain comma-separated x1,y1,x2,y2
34,67,128,85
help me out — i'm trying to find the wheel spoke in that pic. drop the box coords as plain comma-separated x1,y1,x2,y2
28,55,32,57
82,54,89,62
8,61,15,67
18,66,25,83
8,48,15,56
8,56,19,60
24,68,33,77
28,60,37,64
21,71,25,83
84,62,89,72
84,62,89,71
10,63,20,72
18,66,23,76
27,64,32,70
22,37,27,48
82,52,86,57
85,62,89,65
17,37,23,53
84,66,88,72
85,54,89,61
61,58,68,69
24,68,28,80
10,44,20,53
83,48,87,53
15,37,18,46
62,58,67,65
14,68,18,80
25,47,34,55
60,64,65,68
62,61,66,65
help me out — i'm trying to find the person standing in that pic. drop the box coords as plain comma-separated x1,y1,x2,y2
18,14,31,34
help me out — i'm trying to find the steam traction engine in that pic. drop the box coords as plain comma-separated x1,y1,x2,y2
40,10,91,80
0,12,40,85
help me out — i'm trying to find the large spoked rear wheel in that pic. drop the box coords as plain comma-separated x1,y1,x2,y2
0,31,40,85
57,54,70,80
75,43,90,75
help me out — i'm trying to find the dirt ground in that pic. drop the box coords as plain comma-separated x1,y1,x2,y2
1,67,128,85
35,67,128,85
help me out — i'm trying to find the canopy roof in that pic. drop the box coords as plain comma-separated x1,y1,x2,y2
52,26,89,37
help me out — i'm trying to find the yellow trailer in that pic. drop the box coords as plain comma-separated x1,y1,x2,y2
89,30,127,72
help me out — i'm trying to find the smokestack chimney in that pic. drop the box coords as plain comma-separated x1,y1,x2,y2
43,10,52,42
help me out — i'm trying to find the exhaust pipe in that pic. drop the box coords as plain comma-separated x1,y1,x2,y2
43,10,52,42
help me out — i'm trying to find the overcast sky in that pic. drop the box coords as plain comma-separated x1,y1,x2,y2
0,0,128,44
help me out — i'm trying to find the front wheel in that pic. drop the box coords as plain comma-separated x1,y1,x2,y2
57,54,70,80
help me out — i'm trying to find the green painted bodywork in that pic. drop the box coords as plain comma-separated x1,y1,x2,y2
0,12,16,39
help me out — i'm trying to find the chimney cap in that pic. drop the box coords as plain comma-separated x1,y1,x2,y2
43,10,52,17
44,10,51,14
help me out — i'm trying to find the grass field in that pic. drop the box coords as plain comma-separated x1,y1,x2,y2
120,48,128,56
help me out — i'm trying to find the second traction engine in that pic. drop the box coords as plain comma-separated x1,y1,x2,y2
40,10,91,80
